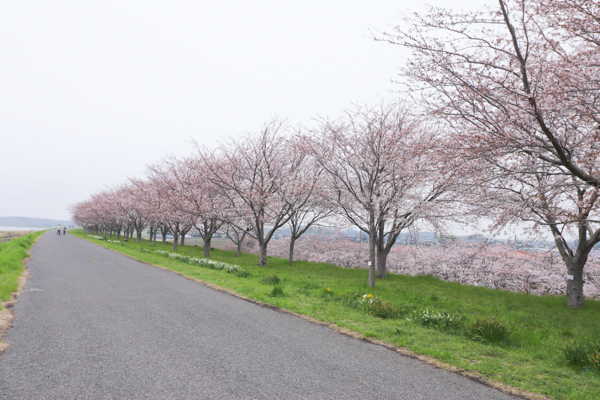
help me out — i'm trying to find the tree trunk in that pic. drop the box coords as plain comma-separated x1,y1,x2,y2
376,223,387,278
288,237,296,264
203,236,212,257
136,229,142,244
172,234,179,251
152,231,156,246
180,234,186,246
236,241,242,257
232,230,246,257
258,241,267,267
368,226,376,288
567,258,586,308
377,248,388,278
551,221,591,309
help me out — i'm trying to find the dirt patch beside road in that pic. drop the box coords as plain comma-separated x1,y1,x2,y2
0,231,36,243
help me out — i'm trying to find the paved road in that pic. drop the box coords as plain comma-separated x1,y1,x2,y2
0,231,516,399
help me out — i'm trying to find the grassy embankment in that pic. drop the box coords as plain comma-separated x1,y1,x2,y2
0,231,44,304
0,231,34,243
72,229,600,400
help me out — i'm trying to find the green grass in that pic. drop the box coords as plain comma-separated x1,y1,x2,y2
0,231,44,304
73,230,600,399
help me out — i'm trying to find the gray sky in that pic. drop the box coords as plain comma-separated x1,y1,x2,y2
1,0,487,221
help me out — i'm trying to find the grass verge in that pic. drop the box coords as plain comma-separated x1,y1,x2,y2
0,231,44,303
73,230,600,399
0,230,44,355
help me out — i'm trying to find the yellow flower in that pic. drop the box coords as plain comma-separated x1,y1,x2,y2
366,294,373,298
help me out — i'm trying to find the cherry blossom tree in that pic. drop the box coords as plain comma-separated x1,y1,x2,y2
538,1,600,48
154,156,226,257
196,118,302,266
138,169,196,251
285,199,331,265
71,197,102,234
381,0,600,188
110,183,151,244
307,102,457,287
281,135,332,264
461,149,600,308
129,177,163,245
380,0,600,306
70,188,130,238
103,190,127,239
223,222,251,257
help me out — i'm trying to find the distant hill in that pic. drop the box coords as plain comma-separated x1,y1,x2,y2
0,216,75,228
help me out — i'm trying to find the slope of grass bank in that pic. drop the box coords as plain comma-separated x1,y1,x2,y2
73,230,600,399
0,231,44,303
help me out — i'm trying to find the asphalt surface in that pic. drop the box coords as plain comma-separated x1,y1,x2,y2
0,231,517,399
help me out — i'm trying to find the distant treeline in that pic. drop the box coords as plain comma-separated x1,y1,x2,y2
0,216,75,228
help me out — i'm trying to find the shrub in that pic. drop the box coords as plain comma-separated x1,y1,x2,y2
465,317,512,344
336,290,364,308
591,352,600,372
302,281,321,290
564,339,600,371
366,297,407,319
413,308,461,333
233,270,252,278
357,294,406,319
270,286,284,297
260,274,281,285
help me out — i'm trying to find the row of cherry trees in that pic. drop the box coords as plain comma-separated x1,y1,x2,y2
73,0,600,308
72,98,600,308
72,103,462,288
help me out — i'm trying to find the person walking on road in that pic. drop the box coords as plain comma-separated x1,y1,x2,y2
63,227,67,235
57,225,61,236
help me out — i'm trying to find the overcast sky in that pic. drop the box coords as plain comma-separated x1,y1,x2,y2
1,0,488,221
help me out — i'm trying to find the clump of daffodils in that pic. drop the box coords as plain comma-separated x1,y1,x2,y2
412,308,461,332
357,293,374,306
87,235,121,244
87,235,105,240
335,291,407,319
140,248,247,275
